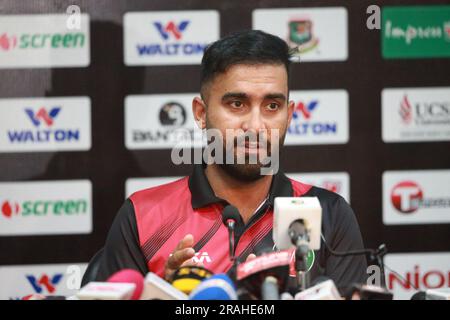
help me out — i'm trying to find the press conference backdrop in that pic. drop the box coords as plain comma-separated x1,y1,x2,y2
0,0,449,300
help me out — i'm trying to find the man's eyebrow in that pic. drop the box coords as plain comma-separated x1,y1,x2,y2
264,93,287,101
221,92,287,101
221,92,248,101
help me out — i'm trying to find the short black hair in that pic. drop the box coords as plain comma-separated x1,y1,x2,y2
200,30,291,95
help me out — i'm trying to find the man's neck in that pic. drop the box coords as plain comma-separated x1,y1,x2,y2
204,164,273,224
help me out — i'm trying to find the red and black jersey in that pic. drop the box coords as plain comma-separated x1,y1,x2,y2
95,164,367,288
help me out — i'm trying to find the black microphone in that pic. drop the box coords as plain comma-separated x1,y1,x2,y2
222,205,240,262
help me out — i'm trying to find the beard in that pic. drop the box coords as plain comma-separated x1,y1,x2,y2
205,121,286,182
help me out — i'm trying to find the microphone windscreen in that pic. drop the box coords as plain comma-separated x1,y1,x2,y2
189,274,237,300
222,205,240,224
107,269,144,300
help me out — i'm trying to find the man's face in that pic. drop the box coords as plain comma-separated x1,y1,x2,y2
193,63,294,181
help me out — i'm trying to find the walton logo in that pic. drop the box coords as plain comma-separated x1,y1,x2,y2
399,95,413,125
293,100,318,120
26,274,63,294
391,181,423,214
192,252,212,264
1,201,20,218
288,100,338,136
154,21,189,40
0,33,17,51
6,106,81,144
25,107,61,127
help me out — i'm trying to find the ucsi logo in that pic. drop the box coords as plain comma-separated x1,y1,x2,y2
25,107,61,127
192,252,212,264
399,95,413,124
0,33,17,51
154,21,189,40
26,274,63,294
1,201,20,218
292,100,318,120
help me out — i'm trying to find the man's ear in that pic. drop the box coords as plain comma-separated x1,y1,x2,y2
287,100,295,127
192,96,207,129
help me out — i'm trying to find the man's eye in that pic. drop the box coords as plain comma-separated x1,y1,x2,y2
266,102,280,111
230,101,243,108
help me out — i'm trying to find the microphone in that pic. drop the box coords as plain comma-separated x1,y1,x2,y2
236,250,291,300
273,197,322,291
140,272,188,300
222,205,240,261
294,277,342,300
107,269,144,300
76,269,144,300
189,274,238,300
170,266,213,294
410,289,450,300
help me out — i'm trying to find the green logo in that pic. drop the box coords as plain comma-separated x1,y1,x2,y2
382,5,450,59
306,249,315,272
288,20,319,53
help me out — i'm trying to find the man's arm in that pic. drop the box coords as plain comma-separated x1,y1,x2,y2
94,199,148,281
325,196,368,288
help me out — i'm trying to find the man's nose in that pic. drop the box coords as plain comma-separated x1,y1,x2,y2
242,106,266,132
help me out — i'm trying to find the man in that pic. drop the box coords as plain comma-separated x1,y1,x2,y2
92,30,367,290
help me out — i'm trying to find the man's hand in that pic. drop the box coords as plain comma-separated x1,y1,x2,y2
164,234,199,281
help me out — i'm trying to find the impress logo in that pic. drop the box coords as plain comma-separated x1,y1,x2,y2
382,5,450,58
0,97,91,153
26,274,63,294
0,14,90,68
154,21,189,40
124,11,219,66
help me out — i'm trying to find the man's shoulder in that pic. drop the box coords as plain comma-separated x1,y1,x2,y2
289,177,347,208
128,176,190,206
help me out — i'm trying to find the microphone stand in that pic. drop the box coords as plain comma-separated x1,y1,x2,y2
289,219,311,291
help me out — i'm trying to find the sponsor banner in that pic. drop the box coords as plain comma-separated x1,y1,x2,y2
286,90,349,145
382,87,450,142
0,97,91,153
383,170,450,225
382,5,450,59
0,180,92,236
0,14,90,68
253,7,348,62
0,263,88,300
287,172,350,203
124,10,219,65
125,177,181,198
125,94,203,150
385,252,450,300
